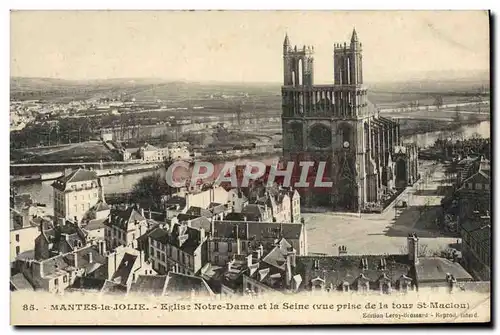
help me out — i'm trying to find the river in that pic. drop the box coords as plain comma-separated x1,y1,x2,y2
15,121,490,206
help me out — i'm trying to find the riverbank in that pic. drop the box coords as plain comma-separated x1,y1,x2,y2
10,163,161,184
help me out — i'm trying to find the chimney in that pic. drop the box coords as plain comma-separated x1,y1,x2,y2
88,251,93,264
148,210,152,220
199,228,206,241
141,208,145,218
256,245,264,259
246,254,253,268
447,273,457,293
407,233,419,264
236,226,241,255
285,250,296,288
74,253,79,269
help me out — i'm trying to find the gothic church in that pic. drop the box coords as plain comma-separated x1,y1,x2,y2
281,29,419,212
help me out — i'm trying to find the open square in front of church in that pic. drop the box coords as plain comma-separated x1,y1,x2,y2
303,161,458,256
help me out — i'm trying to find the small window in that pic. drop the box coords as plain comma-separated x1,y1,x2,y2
15,246,20,255
214,242,219,252
15,234,19,242
63,276,67,283
54,278,59,286
228,242,232,253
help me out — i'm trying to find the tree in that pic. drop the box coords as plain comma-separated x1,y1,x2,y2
130,173,170,211
434,96,444,110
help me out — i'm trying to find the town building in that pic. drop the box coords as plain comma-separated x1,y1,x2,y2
148,221,208,276
52,168,105,223
208,220,307,267
103,207,150,250
460,214,491,281
456,157,490,222
281,30,418,212
139,143,169,162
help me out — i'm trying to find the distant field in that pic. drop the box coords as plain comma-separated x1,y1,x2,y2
16,141,117,163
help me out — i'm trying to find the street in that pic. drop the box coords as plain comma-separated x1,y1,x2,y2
304,161,458,256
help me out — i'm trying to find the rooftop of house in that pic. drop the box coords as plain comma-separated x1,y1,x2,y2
129,275,168,296
10,273,35,291
67,277,106,292
165,196,187,209
223,212,248,221
165,272,214,296
415,257,474,283
111,253,138,286
101,280,128,295
241,204,267,221
208,202,227,215
104,207,147,231
94,200,111,212
141,143,159,151
148,224,205,255
185,206,213,218
84,218,107,232
51,168,99,191
212,220,303,243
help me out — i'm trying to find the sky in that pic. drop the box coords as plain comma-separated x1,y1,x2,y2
10,11,490,83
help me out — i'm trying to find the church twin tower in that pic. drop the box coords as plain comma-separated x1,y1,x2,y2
281,29,417,212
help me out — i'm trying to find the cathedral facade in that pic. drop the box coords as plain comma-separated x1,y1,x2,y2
281,29,419,212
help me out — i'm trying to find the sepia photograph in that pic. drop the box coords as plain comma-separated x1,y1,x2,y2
9,10,491,326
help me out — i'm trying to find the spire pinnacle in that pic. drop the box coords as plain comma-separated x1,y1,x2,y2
283,33,290,46
351,28,359,43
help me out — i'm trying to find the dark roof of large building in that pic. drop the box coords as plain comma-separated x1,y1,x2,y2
51,168,98,191
129,275,168,296
148,224,205,255
212,221,303,242
295,254,412,291
104,207,146,231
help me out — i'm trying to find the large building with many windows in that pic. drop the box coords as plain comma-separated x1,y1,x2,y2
52,168,105,223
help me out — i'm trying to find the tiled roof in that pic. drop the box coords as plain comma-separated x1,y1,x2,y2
129,275,168,295
10,273,34,291
111,253,138,286
85,218,107,231
105,207,146,231
165,272,214,296
94,201,111,212
68,277,105,291
241,204,266,221
51,168,98,191
101,280,128,295
186,206,213,218
148,225,204,255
